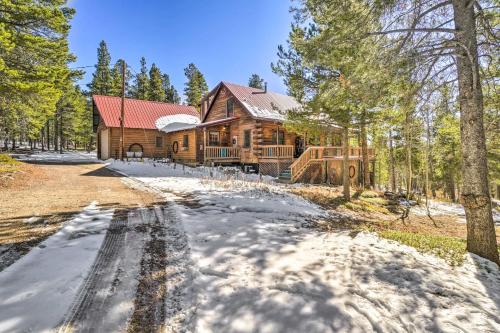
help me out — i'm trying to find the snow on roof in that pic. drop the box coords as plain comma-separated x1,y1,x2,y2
156,114,200,133
222,82,302,122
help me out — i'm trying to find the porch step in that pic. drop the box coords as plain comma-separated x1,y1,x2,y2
278,168,292,181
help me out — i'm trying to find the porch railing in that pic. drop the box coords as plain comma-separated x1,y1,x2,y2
260,145,294,159
290,146,375,182
205,146,240,160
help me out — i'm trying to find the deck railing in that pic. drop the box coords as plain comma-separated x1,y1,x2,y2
290,146,375,182
260,145,294,159
205,146,240,160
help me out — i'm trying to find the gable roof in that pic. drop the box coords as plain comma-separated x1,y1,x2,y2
203,82,301,123
93,95,198,130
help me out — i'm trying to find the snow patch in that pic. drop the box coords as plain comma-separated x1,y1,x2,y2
13,150,98,163
413,199,500,224
0,202,113,333
111,160,500,332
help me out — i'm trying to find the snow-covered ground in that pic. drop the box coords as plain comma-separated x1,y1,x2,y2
0,202,113,333
12,150,98,163
109,160,500,333
413,199,500,225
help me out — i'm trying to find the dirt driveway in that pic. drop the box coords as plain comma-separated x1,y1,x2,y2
0,161,161,271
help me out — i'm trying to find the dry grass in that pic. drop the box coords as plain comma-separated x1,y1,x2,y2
0,162,162,270
293,185,500,265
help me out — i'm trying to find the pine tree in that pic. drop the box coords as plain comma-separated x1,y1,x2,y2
248,74,264,89
133,57,149,100
89,41,112,95
162,74,180,104
109,59,132,97
148,63,165,101
273,2,388,199
0,0,75,146
184,63,208,110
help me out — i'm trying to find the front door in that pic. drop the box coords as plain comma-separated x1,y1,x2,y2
294,136,304,158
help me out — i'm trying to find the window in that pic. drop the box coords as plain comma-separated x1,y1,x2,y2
272,130,285,145
155,136,163,148
243,129,251,148
183,134,189,149
226,98,234,118
209,131,220,146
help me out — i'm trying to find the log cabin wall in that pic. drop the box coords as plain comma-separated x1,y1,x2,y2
165,129,198,164
260,121,296,146
204,86,258,164
108,127,168,159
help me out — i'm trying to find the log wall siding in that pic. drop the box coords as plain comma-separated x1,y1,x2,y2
203,86,258,164
108,127,168,159
165,129,198,163
260,122,296,146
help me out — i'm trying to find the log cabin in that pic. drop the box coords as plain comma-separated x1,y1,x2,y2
93,82,375,185
189,81,375,184
93,95,198,160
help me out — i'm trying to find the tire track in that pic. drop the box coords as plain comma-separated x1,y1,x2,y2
127,206,169,333
57,209,130,333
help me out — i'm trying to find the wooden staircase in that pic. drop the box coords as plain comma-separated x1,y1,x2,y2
278,167,292,183
289,146,374,183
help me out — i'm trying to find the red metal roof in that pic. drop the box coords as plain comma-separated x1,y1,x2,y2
93,95,199,129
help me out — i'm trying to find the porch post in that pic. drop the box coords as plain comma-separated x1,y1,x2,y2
204,128,207,162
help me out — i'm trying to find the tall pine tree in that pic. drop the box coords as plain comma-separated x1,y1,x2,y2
109,59,132,97
162,74,180,104
148,63,165,101
133,57,149,100
0,0,75,146
89,41,112,95
184,63,208,110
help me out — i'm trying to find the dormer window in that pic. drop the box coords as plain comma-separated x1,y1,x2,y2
226,98,234,118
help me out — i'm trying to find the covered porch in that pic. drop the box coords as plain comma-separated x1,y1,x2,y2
201,117,241,163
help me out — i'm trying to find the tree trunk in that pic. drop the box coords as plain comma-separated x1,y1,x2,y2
54,117,58,151
452,0,499,264
389,129,396,192
447,172,456,202
342,126,350,201
405,111,412,197
41,128,45,151
361,112,370,189
59,113,63,154
46,121,50,150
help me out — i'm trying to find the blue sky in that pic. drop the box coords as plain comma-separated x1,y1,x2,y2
68,0,294,98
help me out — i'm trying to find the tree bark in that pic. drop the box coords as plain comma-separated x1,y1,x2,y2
361,111,370,189
405,111,412,197
41,128,45,151
452,0,499,264
54,116,58,151
342,126,350,200
46,121,50,150
389,129,396,192
59,112,63,154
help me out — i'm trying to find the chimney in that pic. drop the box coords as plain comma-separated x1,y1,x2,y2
264,82,267,93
